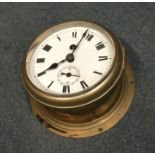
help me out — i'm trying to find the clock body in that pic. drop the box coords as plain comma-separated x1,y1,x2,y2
22,21,135,138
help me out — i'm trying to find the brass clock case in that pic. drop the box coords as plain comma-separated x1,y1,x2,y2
22,21,135,138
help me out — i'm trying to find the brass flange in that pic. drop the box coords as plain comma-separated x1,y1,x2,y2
29,63,135,138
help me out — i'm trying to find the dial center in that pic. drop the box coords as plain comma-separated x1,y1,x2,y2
66,73,71,77
66,53,74,63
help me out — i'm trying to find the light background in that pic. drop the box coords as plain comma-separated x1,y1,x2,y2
0,2,155,152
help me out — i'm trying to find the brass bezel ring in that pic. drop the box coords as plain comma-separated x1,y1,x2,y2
22,21,124,109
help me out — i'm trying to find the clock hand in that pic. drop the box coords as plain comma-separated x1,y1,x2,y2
47,59,66,70
38,29,89,75
37,59,66,76
48,29,88,69
65,29,88,63
61,72,80,77
72,29,89,54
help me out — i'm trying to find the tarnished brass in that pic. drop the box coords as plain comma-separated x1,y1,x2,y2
22,21,135,138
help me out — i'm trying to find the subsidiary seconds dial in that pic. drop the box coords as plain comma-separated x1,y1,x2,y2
57,66,80,88
27,27,115,95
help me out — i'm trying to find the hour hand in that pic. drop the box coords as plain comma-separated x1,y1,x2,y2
37,59,66,77
47,59,66,70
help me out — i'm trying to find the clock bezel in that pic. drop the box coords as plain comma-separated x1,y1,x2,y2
22,20,125,109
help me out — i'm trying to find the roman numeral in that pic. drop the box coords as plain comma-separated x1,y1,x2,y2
62,86,70,93
47,81,54,88
96,42,105,50
57,35,61,41
43,44,52,52
80,81,89,89
72,31,77,38
86,34,94,41
99,56,108,61
36,58,45,63
37,71,46,77
93,71,102,75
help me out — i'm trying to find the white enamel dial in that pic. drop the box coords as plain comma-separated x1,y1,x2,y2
27,26,115,95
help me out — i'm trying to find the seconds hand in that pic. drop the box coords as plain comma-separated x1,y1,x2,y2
61,72,80,77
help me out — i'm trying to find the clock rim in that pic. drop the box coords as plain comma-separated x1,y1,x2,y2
28,62,135,138
22,20,125,109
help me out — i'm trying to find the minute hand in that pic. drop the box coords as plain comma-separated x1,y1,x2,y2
72,29,88,54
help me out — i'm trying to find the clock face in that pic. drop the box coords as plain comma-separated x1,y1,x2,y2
26,25,115,95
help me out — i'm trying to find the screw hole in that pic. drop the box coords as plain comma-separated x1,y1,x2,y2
98,128,103,132
130,81,134,84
